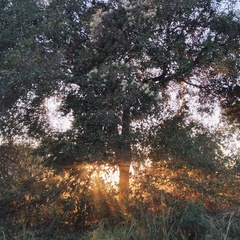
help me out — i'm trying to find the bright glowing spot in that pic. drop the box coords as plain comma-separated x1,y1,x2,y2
45,96,73,131
95,164,120,188
130,159,152,176
84,160,153,191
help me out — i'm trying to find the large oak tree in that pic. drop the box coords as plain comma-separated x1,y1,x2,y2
1,0,239,191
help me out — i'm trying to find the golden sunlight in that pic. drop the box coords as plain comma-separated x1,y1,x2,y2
89,163,120,189
80,160,153,192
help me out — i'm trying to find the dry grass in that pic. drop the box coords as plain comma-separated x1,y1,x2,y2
0,160,239,239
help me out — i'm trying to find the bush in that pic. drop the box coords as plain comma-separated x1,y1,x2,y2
0,163,95,239
0,144,239,239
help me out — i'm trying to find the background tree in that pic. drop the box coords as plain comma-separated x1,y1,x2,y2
149,114,224,172
0,0,65,139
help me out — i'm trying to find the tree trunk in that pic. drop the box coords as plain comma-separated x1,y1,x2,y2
116,107,132,194
118,161,131,194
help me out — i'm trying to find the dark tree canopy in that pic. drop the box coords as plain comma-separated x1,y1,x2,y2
0,0,239,169
149,115,223,172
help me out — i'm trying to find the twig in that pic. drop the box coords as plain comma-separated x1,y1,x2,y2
2,230,6,240
224,212,234,240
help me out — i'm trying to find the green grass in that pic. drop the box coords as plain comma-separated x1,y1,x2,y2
1,202,239,240
82,205,240,240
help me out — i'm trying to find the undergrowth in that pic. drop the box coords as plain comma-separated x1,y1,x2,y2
0,159,239,240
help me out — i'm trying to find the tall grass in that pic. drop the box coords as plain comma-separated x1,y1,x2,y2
0,157,239,239
82,204,240,240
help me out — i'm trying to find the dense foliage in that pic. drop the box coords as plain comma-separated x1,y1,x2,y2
1,0,240,160
0,0,239,238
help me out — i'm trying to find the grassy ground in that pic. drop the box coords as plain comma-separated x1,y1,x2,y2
0,161,239,240
1,203,239,240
